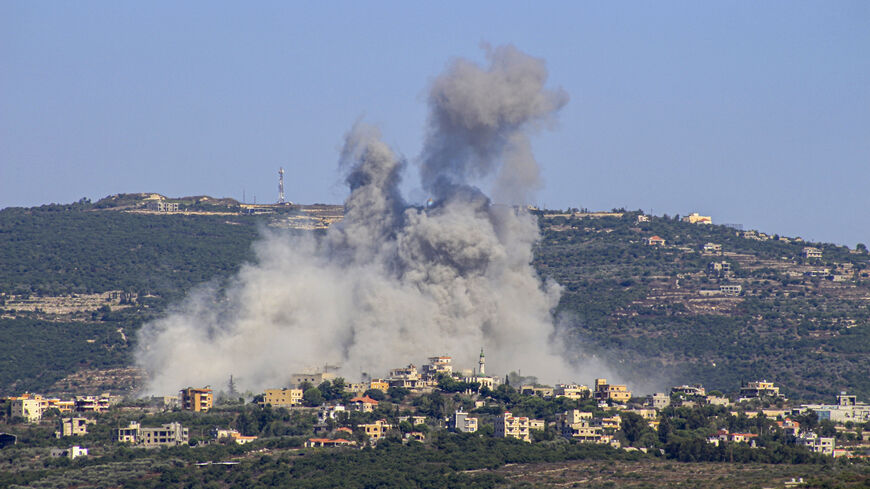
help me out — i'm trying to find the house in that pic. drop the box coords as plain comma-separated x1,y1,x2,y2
318,404,346,423
50,446,88,460
57,417,96,437
593,378,632,403
803,247,823,259
215,429,258,445
358,419,393,441
290,372,335,388
495,412,531,442
683,213,712,225
647,236,666,246
405,431,426,443
387,364,425,389
180,387,213,412
637,215,650,223
260,388,303,408
671,385,706,397
707,429,758,447
776,418,801,436
305,438,356,448
369,379,390,392
348,396,379,413
557,410,602,443
74,396,112,413
702,243,723,253
650,393,670,410
520,385,554,398
10,394,46,422
448,409,478,433
398,415,428,426
554,383,590,400
422,356,453,379
708,261,731,274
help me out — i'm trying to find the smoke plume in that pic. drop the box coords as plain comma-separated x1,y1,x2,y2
135,45,586,395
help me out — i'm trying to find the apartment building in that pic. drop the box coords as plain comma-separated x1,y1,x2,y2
180,387,213,412
495,412,531,442
593,379,632,403
260,388,303,408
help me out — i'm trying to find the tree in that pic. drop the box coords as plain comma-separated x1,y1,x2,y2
303,387,323,407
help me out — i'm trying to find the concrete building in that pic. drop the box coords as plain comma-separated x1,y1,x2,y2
50,446,88,460
74,396,111,413
145,201,179,212
554,383,591,400
305,438,356,448
116,421,189,448
651,392,670,410
349,396,379,413
57,417,95,437
593,379,632,403
180,387,213,412
215,429,258,445
495,412,531,442
291,372,336,387
358,419,393,442
683,213,712,224
260,388,303,408
422,356,453,379
10,395,45,422
739,380,781,399
719,284,743,296
448,409,478,433
799,432,835,456
702,243,723,253
797,392,870,423
803,247,823,259
671,385,706,397
557,410,602,443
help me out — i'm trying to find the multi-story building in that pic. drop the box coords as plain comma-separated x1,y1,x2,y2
145,201,179,212
651,392,670,410
739,380,780,399
74,396,111,413
348,396,379,413
803,247,823,259
116,421,189,448
798,433,835,456
290,372,335,388
369,379,390,392
557,410,602,443
719,284,743,296
796,392,870,423
10,395,46,422
495,412,531,442
593,379,632,403
448,409,478,433
422,356,453,379
180,387,213,412
57,417,95,437
671,385,706,397
260,388,303,408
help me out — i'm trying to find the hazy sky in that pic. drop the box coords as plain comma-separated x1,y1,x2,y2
2,2,868,246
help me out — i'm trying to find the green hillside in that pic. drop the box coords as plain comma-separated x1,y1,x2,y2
1,202,868,400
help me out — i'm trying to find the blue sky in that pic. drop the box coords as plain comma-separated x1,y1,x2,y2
1,1,868,246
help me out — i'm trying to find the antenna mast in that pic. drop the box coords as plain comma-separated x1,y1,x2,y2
278,167,285,204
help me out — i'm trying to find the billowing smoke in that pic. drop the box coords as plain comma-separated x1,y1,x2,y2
135,45,591,395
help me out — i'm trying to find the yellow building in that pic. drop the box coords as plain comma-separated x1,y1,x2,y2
495,412,531,442
593,379,632,403
358,419,393,441
369,379,389,392
683,212,712,224
180,387,213,412
260,388,303,408
554,383,591,400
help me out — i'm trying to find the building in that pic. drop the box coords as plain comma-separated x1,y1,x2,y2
180,387,213,412
557,410,602,443
290,372,336,387
739,380,781,399
798,433,835,456
10,395,46,422
348,396,379,413
671,385,706,397
50,446,88,460
803,247,823,259
422,356,453,379
521,385,554,398
593,379,632,403
215,429,258,445
702,243,723,253
683,213,712,225
398,415,428,426
116,421,189,448
305,438,356,448
796,392,870,423
495,412,531,442
369,379,390,392
260,388,303,408
719,284,743,296
554,383,590,400
57,417,95,437
388,364,425,389
651,392,670,410
74,396,111,413
145,201,179,212
448,409,478,433
358,419,393,441
708,261,731,274
647,236,666,246
637,215,650,223
318,404,346,424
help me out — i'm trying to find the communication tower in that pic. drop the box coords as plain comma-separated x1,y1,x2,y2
278,167,285,204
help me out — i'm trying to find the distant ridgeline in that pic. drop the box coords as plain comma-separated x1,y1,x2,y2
0,198,868,400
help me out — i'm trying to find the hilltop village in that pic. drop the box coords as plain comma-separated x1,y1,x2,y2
3,348,870,478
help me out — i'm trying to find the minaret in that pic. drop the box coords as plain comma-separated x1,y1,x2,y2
478,348,485,376
278,167,285,204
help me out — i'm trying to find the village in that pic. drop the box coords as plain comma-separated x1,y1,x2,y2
3,349,870,468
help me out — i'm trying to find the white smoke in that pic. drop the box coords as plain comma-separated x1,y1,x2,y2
135,45,594,395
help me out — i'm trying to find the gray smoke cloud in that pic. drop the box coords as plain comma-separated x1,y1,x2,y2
135,45,602,395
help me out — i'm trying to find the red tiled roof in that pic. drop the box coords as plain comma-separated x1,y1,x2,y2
349,396,379,404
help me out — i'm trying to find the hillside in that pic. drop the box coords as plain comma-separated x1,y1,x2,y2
0,200,868,400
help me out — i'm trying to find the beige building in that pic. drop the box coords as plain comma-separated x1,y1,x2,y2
116,421,189,448
358,419,393,441
594,379,632,403
683,213,712,224
557,410,602,443
291,372,335,387
495,412,531,442
349,396,379,413
58,417,95,437
260,388,303,408
11,396,46,423
554,383,591,400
